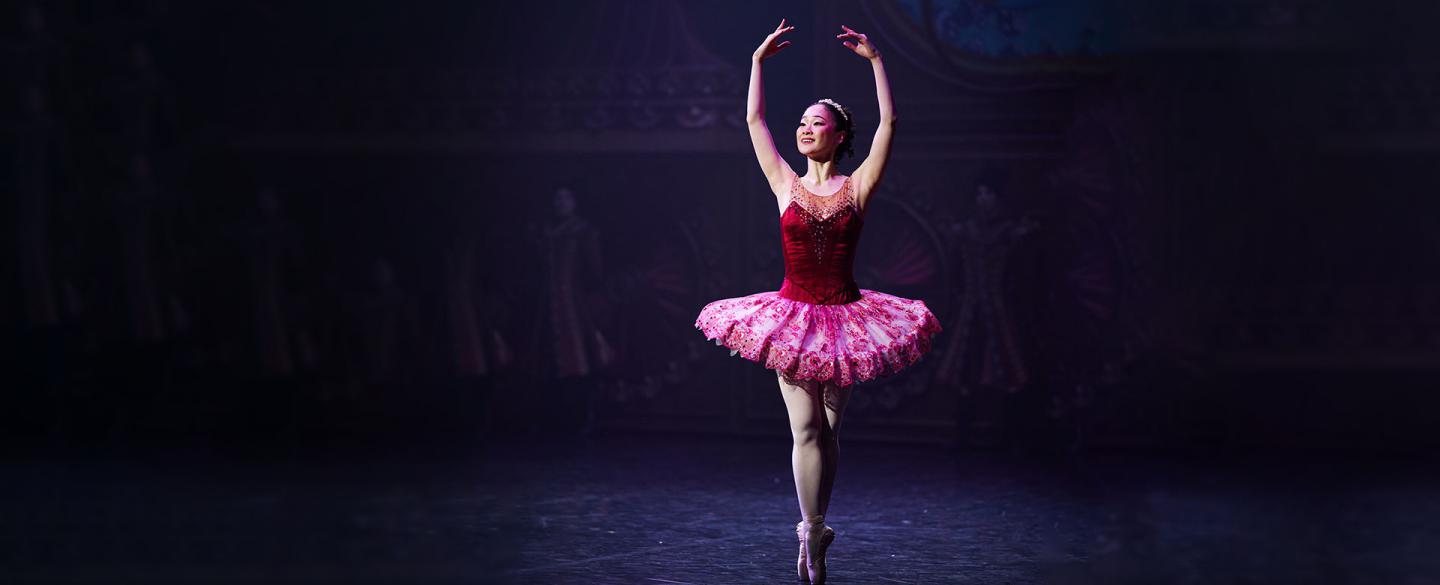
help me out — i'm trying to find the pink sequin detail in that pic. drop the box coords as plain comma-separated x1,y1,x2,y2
693,289,942,388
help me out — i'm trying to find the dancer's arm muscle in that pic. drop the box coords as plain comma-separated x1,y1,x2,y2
749,19,796,197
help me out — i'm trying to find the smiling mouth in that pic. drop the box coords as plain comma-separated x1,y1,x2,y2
801,138,815,144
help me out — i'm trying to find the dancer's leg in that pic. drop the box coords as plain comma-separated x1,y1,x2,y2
778,372,824,519
818,382,852,515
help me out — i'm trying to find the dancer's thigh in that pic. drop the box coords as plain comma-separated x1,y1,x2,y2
822,383,852,434
778,372,824,440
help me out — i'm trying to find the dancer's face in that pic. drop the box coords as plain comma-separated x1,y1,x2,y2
796,104,844,160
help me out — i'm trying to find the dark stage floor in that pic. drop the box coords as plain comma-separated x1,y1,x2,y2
1,434,1436,584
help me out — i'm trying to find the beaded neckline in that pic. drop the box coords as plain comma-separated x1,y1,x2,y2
784,174,855,221
797,175,850,198
785,174,858,262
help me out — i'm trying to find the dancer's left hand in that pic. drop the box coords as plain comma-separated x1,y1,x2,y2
836,25,879,60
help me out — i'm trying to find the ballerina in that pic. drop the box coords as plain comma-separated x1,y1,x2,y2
694,18,942,584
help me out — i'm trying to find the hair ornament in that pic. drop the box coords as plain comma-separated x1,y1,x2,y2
815,98,850,125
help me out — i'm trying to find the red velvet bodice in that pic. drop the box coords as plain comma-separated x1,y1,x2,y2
778,173,864,305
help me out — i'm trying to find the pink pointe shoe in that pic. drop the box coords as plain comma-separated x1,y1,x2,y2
796,515,835,583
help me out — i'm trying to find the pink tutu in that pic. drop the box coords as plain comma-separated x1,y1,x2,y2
694,289,942,387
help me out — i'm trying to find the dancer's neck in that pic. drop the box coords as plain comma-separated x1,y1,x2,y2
804,158,841,185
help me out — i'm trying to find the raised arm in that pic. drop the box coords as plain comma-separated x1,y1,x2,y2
748,19,796,197
837,25,894,210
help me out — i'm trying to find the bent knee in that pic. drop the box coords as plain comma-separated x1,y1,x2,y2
791,427,820,446
791,426,839,446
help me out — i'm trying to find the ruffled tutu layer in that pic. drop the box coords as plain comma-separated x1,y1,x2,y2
694,289,942,387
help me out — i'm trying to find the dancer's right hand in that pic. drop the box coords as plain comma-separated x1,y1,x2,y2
753,18,795,62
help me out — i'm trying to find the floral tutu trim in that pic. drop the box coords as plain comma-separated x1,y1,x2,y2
694,289,942,387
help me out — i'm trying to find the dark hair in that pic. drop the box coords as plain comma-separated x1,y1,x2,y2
812,100,856,162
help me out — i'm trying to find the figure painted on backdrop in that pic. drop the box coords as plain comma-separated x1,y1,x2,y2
529,186,615,436
935,166,1039,397
248,186,314,377
693,20,941,584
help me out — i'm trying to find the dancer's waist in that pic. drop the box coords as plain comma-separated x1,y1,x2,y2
779,277,861,305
